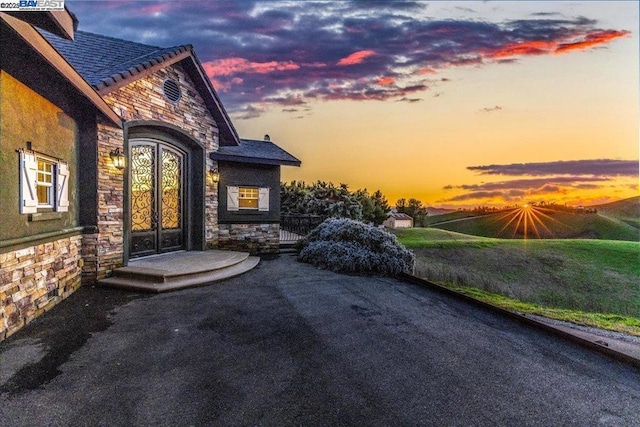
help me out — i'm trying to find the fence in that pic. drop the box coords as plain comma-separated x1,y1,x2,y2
280,214,325,242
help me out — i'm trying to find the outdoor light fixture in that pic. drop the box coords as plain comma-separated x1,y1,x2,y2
110,148,125,170
210,168,220,184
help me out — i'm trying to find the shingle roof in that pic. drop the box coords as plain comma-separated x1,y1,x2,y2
41,30,191,91
388,212,413,221
211,139,301,167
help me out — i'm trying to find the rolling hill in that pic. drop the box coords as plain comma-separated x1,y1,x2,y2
429,203,640,241
592,196,640,230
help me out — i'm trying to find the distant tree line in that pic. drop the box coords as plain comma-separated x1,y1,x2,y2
280,181,390,225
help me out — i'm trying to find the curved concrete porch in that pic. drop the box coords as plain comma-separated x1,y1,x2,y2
98,250,260,293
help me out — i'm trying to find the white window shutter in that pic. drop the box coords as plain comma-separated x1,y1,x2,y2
258,187,270,211
20,151,38,214
56,161,69,212
227,186,239,211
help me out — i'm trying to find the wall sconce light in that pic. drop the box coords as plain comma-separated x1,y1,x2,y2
209,168,220,184
110,148,125,170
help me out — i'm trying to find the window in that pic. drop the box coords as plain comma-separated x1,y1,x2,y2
20,151,69,214
227,186,269,212
238,187,259,209
36,159,54,207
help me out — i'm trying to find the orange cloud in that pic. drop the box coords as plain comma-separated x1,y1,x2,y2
337,50,376,66
417,67,437,75
487,40,558,59
555,30,631,53
484,30,630,59
376,76,395,86
203,58,300,77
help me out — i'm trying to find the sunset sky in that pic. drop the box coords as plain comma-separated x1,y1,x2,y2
66,0,639,208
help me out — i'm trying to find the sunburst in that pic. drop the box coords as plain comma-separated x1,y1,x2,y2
488,204,572,239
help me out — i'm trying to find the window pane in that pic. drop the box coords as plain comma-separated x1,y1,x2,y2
239,198,259,209
37,182,51,205
238,187,259,209
37,161,53,183
36,159,54,206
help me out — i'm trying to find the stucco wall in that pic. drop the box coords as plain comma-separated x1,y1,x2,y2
0,71,78,241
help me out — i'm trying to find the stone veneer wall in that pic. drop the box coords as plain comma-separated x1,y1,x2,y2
0,235,82,340
87,123,126,281
83,63,221,282
218,224,280,254
102,63,220,247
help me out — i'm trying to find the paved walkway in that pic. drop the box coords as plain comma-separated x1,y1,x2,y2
1,254,639,426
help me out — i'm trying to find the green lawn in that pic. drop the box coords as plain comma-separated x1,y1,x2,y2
393,228,640,335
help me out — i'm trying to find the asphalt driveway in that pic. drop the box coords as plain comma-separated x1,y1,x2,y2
1,254,639,426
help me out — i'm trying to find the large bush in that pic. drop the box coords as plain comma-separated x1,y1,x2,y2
297,218,416,276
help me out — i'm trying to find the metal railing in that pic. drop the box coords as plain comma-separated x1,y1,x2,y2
280,214,325,241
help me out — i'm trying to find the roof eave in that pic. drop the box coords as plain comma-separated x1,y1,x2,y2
183,53,241,146
6,9,75,40
211,152,301,167
0,12,121,126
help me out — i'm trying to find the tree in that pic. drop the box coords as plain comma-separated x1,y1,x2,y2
397,197,428,227
280,181,390,224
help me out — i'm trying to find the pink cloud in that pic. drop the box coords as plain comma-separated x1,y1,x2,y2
337,50,376,66
376,76,395,86
203,58,300,77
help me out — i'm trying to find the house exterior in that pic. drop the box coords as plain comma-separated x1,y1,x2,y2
213,136,301,253
383,212,414,229
0,11,299,340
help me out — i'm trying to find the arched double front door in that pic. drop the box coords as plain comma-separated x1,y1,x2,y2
129,138,185,258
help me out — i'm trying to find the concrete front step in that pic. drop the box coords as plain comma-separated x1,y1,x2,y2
98,250,260,293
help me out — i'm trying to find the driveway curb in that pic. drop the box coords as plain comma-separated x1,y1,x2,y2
399,273,640,370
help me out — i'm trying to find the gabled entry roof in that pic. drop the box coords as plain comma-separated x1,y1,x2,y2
211,139,301,167
41,30,241,146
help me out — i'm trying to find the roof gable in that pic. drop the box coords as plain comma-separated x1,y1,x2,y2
41,30,240,145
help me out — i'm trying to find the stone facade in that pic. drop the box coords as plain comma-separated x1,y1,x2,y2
86,63,221,279
218,224,280,254
0,235,83,340
90,123,126,281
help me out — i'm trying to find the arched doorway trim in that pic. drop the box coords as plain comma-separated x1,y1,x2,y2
123,122,206,263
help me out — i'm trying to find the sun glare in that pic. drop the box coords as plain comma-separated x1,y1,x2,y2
489,203,573,240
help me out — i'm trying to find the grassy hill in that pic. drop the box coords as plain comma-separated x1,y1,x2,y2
428,206,639,241
423,211,483,226
593,196,640,230
392,228,640,333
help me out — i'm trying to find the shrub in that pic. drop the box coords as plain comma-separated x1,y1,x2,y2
297,218,416,276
